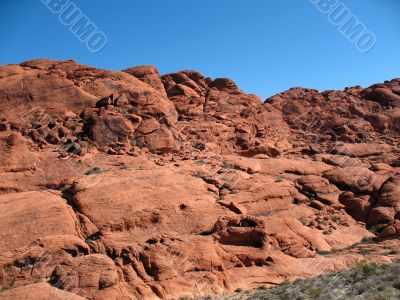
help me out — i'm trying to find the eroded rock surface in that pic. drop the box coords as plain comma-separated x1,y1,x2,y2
0,59,399,299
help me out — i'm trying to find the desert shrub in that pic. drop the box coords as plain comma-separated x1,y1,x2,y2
0,286,12,292
221,162,234,169
194,262,400,300
83,166,106,175
355,262,381,277
368,226,379,234
192,173,209,180
220,185,237,194
360,237,376,245
195,160,209,165
308,287,322,299
359,249,373,255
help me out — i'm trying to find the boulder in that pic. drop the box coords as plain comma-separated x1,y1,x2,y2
143,126,177,153
323,167,377,194
296,175,342,207
123,65,167,97
86,115,135,146
333,143,392,157
0,191,78,253
0,282,85,300
51,254,119,299
368,175,400,235
361,87,400,107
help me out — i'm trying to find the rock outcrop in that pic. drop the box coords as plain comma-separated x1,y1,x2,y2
0,59,399,299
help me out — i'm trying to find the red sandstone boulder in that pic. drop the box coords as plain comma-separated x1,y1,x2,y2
323,167,377,194
143,125,177,153
295,175,342,207
85,115,135,146
361,87,400,108
0,282,85,300
123,65,167,97
368,175,400,236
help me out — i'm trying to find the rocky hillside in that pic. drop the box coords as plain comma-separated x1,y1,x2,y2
0,59,399,300
198,261,400,300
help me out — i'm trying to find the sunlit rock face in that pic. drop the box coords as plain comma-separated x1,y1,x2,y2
0,59,399,299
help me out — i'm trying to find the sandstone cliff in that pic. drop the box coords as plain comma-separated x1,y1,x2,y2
0,59,399,299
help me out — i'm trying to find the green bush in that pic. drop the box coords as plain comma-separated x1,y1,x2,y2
355,262,381,277
308,287,322,299
195,261,400,300
83,167,106,175
221,162,233,169
359,249,373,255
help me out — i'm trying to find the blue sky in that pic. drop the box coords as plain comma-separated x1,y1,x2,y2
0,0,399,99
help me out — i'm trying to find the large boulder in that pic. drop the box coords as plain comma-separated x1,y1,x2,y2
85,115,136,147
323,167,377,194
50,254,119,299
333,143,392,158
295,175,342,207
0,191,78,253
0,282,85,300
368,175,400,237
0,132,38,173
361,87,400,108
123,65,167,97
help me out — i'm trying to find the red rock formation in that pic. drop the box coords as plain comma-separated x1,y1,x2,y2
0,59,399,299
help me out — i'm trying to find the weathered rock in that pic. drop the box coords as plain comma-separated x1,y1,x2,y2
85,115,135,146
339,192,371,222
333,143,392,158
222,156,261,174
51,254,119,299
0,132,38,172
296,175,342,207
211,78,242,94
368,175,400,236
123,65,167,97
323,167,377,194
361,87,400,108
0,59,399,299
0,282,85,300
0,191,78,253
0,121,10,132
143,126,177,153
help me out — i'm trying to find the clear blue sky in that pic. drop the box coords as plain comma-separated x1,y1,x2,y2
0,0,399,99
